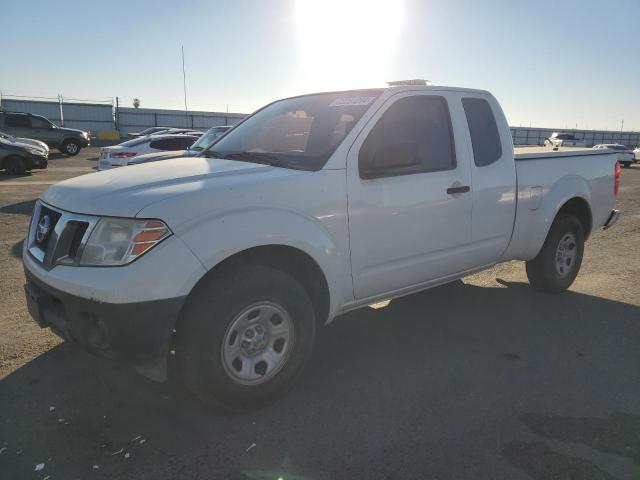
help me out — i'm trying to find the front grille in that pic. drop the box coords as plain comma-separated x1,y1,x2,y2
27,201,99,270
35,206,62,250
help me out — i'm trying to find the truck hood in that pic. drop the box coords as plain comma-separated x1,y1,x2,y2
56,126,88,135
41,156,292,217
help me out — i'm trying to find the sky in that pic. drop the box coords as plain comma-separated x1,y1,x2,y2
1,0,639,130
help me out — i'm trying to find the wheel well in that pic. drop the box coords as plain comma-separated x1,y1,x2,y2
187,245,330,328
1,154,25,169
557,197,592,239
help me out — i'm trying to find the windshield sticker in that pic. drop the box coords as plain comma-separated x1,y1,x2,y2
329,96,377,107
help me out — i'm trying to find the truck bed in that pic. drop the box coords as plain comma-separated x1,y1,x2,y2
501,147,618,262
514,146,613,160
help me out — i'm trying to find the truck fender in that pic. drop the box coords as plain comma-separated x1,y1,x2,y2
176,206,350,320
504,175,592,261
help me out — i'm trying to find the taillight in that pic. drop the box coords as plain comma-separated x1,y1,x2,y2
110,151,137,158
614,161,621,196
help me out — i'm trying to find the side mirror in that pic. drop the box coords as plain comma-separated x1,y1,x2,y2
360,142,420,179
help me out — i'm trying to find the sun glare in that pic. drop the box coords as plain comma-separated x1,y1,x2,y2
295,0,405,92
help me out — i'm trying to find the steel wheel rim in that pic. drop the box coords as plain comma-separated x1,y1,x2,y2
221,302,294,385
555,232,577,278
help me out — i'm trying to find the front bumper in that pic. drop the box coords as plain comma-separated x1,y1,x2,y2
24,270,185,381
30,154,48,170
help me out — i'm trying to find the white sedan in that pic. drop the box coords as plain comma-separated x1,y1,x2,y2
634,147,640,161
593,144,635,167
0,131,49,156
98,133,200,170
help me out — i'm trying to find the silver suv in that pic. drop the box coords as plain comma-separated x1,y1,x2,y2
0,111,90,156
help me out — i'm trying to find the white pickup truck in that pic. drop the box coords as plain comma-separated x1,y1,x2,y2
23,85,621,409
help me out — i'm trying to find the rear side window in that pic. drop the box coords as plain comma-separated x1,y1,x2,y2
30,116,51,128
175,136,197,149
462,98,502,167
150,138,191,151
359,95,456,178
5,114,30,128
149,139,173,150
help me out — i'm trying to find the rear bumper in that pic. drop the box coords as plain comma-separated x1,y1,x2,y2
603,209,620,230
24,270,184,381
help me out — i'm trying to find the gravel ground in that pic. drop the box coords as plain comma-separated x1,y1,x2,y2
0,149,639,479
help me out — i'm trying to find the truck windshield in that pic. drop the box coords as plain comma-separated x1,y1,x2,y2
202,90,383,170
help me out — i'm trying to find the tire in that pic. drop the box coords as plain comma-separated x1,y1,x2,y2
622,162,631,168
60,139,81,156
526,214,584,293
176,264,316,410
4,156,26,175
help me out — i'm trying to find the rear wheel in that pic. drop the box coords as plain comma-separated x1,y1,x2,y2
60,139,81,156
176,265,316,409
622,162,631,168
4,156,26,175
526,214,584,293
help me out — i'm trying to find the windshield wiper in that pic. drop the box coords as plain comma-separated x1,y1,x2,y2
201,150,306,170
222,151,305,169
223,152,282,165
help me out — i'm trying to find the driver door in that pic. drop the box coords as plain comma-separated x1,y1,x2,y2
346,91,474,300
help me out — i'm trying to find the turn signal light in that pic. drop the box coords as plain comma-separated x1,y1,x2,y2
130,220,171,256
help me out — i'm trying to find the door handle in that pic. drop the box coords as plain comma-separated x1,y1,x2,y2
446,185,471,194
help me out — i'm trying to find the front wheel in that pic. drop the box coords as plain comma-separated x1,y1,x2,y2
526,215,584,293
60,139,81,156
622,162,632,168
176,265,316,409
4,156,26,175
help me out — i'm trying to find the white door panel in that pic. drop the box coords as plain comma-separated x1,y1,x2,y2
347,91,475,300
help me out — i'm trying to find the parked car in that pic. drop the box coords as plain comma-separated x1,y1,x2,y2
544,132,589,148
0,111,90,156
634,146,640,161
127,127,173,139
0,135,48,174
593,144,635,167
23,85,620,409
0,131,50,156
98,133,201,170
125,126,233,166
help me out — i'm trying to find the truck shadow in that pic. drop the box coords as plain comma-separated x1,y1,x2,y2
1,280,640,479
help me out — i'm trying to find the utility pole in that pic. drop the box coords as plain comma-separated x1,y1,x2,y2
58,94,64,127
115,96,120,131
181,45,189,126
621,119,624,132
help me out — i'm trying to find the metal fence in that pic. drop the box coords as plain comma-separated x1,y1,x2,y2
0,96,247,137
2,95,639,147
116,107,246,136
0,98,114,133
511,127,640,148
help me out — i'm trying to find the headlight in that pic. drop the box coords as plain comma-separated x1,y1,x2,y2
80,218,171,266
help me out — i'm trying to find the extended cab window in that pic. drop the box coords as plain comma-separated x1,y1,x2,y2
5,114,30,128
359,95,456,178
462,97,502,167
